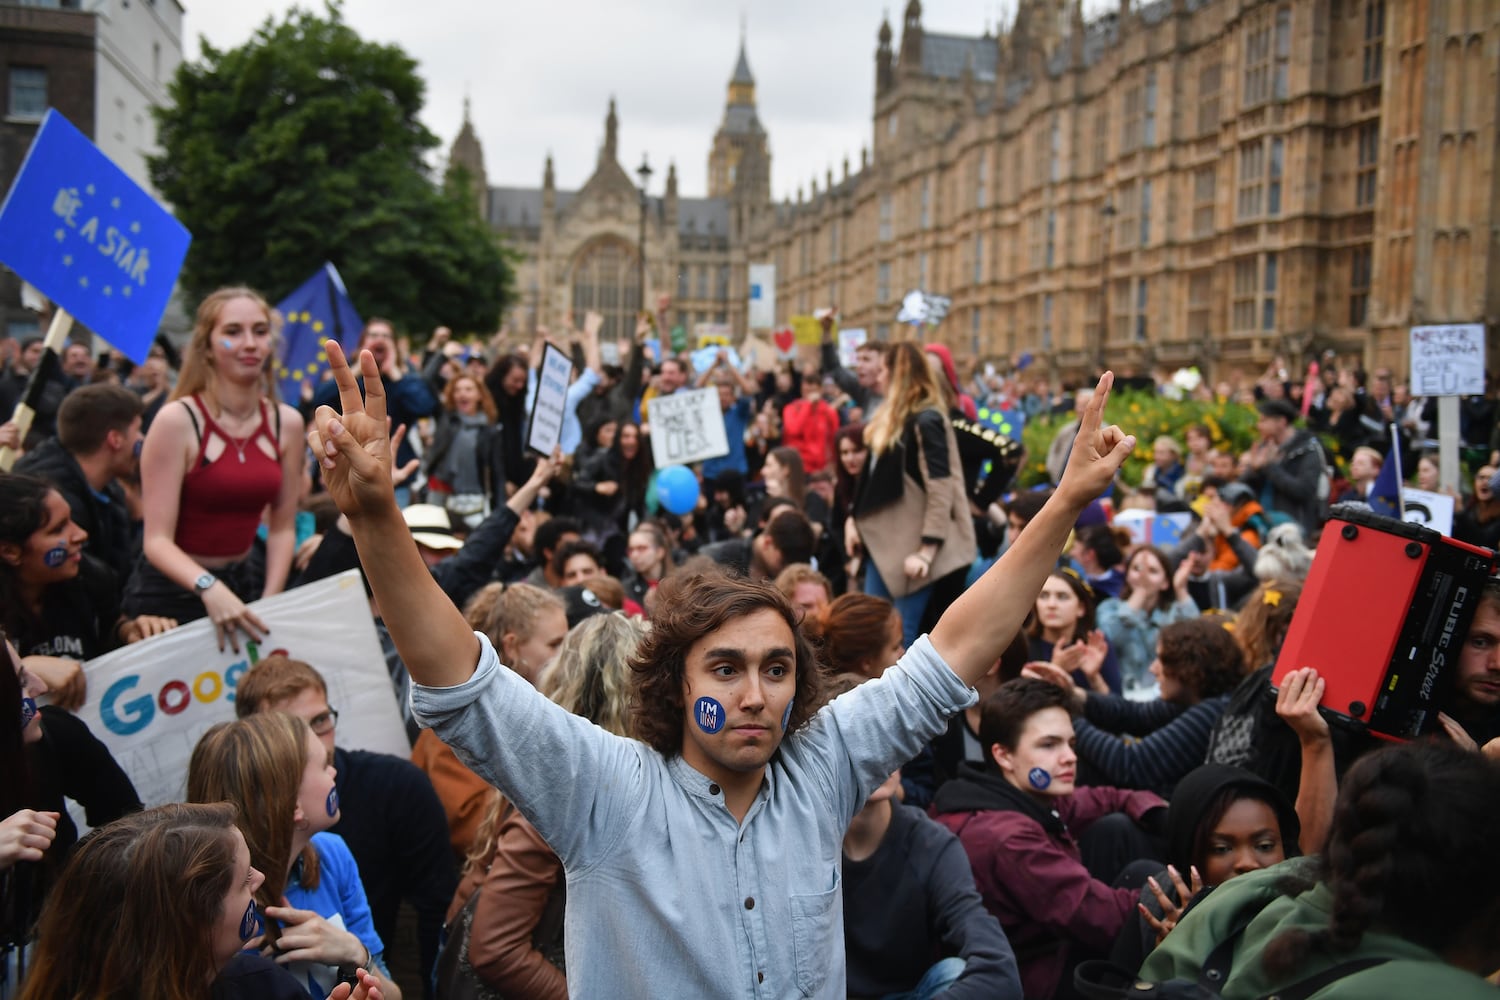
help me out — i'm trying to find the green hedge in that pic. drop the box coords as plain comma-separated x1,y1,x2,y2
1018,391,1264,488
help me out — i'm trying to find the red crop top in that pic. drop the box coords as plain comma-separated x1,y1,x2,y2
174,395,284,557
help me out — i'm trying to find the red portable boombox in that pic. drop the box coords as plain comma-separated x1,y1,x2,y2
1272,506,1498,741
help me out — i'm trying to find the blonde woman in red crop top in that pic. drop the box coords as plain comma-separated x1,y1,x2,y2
126,288,305,651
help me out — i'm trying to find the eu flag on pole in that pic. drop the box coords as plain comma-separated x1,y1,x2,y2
274,263,362,404
1368,423,1404,518
0,110,190,363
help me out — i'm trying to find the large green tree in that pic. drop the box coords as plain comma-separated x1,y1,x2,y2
151,3,512,335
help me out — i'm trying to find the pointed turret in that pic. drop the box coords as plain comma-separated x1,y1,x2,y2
446,96,488,220
876,12,895,96
601,97,619,165
708,34,771,202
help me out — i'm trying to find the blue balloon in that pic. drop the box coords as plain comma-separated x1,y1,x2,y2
657,465,700,516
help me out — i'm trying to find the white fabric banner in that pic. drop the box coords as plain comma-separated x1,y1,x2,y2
76,570,409,808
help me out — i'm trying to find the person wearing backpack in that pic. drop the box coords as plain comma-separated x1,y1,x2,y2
1136,741,1500,1000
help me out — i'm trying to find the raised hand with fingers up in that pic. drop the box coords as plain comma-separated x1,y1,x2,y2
308,343,397,518
1056,371,1136,506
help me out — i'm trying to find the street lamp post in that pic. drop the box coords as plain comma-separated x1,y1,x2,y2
636,155,653,323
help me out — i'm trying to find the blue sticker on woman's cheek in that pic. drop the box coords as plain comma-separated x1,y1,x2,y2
239,901,263,941
781,698,793,730
43,546,68,568
325,787,340,817
133,439,143,459
221,339,235,350
19,696,38,730
694,697,725,734
1028,767,1052,791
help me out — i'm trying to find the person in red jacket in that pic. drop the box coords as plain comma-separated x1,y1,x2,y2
932,678,1166,1000
780,365,841,475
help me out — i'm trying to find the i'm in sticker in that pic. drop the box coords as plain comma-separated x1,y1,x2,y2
694,697,725,734
1028,767,1052,791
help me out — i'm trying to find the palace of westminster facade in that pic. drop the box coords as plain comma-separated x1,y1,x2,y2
449,0,1500,381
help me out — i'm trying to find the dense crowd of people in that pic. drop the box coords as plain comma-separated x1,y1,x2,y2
2,289,1500,1000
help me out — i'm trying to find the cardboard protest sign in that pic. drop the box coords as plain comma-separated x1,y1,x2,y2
739,333,776,371
1409,324,1484,397
526,341,573,457
75,571,408,808
648,387,729,466
1401,487,1455,536
0,110,190,363
748,263,776,329
695,322,732,348
838,327,867,368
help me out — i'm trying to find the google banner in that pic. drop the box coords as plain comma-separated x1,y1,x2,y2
75,571,410,808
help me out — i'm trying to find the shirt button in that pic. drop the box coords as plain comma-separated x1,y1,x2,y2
757,972,764,984
709,783,721,795
744,897,755,910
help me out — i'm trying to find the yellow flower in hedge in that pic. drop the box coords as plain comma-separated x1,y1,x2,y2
1130,403,1142,414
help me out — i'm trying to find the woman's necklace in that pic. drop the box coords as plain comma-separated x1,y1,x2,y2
217,401,259,463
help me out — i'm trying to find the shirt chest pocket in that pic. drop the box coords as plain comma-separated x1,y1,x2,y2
787,868,841,997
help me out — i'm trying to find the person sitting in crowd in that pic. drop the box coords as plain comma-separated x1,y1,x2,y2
1026,617,1248,796
1197,480,1268,571
837,679,1022,1000
1027,570,1123,695
524,516,582,590
235,656,456,995
803,593,904,680
552,537,605,588
701,505,815,580
422,372,505,529
444,613,646,1000
1,473,174,665
16,801,385,1000
13,383,143,588
1106,763,1300,975
1454,463,1500,550
931,679,1166,1000
1239,399,1329,540
412,583,568,859
187,712,402,999
621,521,673,609
1094,546,1199,700
128,288,306,651
1332,445,1383,505
774,563,832,621
1139,436,1186,500
1141,741,1500,1000
1070,525,1128,600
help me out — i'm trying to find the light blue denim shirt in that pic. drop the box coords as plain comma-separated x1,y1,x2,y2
411,631,976,999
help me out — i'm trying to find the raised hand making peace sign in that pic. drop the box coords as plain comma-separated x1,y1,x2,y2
307,343,399,517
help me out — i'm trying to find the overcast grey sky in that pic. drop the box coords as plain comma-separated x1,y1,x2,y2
183,1,1113,202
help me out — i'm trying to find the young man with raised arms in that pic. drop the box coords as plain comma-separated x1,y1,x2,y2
308,342,1134,999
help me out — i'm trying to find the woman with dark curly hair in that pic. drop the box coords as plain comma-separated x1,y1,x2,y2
1026,616,1248,796
1142,741,1500,999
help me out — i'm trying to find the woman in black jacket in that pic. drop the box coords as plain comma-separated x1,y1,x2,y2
424,374,506,528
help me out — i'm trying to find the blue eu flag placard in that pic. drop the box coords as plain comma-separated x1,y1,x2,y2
274,262,363,403
0,110,190,364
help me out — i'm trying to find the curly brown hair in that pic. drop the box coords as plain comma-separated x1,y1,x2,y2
629,573,825,756
1157,616,1247,701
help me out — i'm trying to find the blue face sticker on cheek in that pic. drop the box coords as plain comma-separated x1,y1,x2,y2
694,697,725,734
325,787,340,817
132,439,143,459
221,339,235,350
1028,767,1052,791
781,698,794,731
19,695,38,731
239,900,264,941
42,546,68,569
